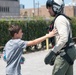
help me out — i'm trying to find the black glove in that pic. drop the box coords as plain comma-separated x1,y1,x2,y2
44,51,56,65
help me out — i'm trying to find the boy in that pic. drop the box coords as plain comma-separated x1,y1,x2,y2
3,25,56,75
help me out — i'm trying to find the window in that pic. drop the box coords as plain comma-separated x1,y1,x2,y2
0,6,9,12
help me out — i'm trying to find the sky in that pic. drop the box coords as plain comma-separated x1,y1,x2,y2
20,0,72,9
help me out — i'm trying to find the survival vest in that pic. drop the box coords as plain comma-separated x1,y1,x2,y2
47,14,75,65
47,13,73,48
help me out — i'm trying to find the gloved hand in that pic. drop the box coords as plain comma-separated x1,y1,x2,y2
44,51,56,65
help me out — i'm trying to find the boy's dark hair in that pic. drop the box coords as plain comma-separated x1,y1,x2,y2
8,25,21,37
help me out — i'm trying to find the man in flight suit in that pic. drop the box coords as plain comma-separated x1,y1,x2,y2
45,0,76,75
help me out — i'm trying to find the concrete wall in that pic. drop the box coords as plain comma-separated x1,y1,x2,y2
0,1,20,17
0,0,18,1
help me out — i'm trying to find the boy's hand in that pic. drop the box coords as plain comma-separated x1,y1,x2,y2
46,29,57,38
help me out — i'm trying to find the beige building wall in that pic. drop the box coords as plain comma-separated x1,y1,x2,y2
20,8,33,17
20,5,50,18
20,5,76,18
64,6,74,17
39,5,50,17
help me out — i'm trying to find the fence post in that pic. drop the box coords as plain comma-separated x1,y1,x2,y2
46,38,49,50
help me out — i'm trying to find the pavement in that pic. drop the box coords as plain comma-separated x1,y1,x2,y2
0,49,76,75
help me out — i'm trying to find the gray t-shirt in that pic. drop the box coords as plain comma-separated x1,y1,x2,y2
3,39,27,75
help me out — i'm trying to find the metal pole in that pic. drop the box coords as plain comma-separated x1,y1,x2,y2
33,0,35,16
46,38,49,50
38,1,39,16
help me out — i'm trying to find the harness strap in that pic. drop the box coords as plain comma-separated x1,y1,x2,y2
60,31,74,65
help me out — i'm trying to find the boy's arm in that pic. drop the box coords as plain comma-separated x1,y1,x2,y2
27,29,57,46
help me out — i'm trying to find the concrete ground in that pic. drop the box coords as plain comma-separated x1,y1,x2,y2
0,49,76,75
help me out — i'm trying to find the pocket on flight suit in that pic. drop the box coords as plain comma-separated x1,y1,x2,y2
67,45,76,62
